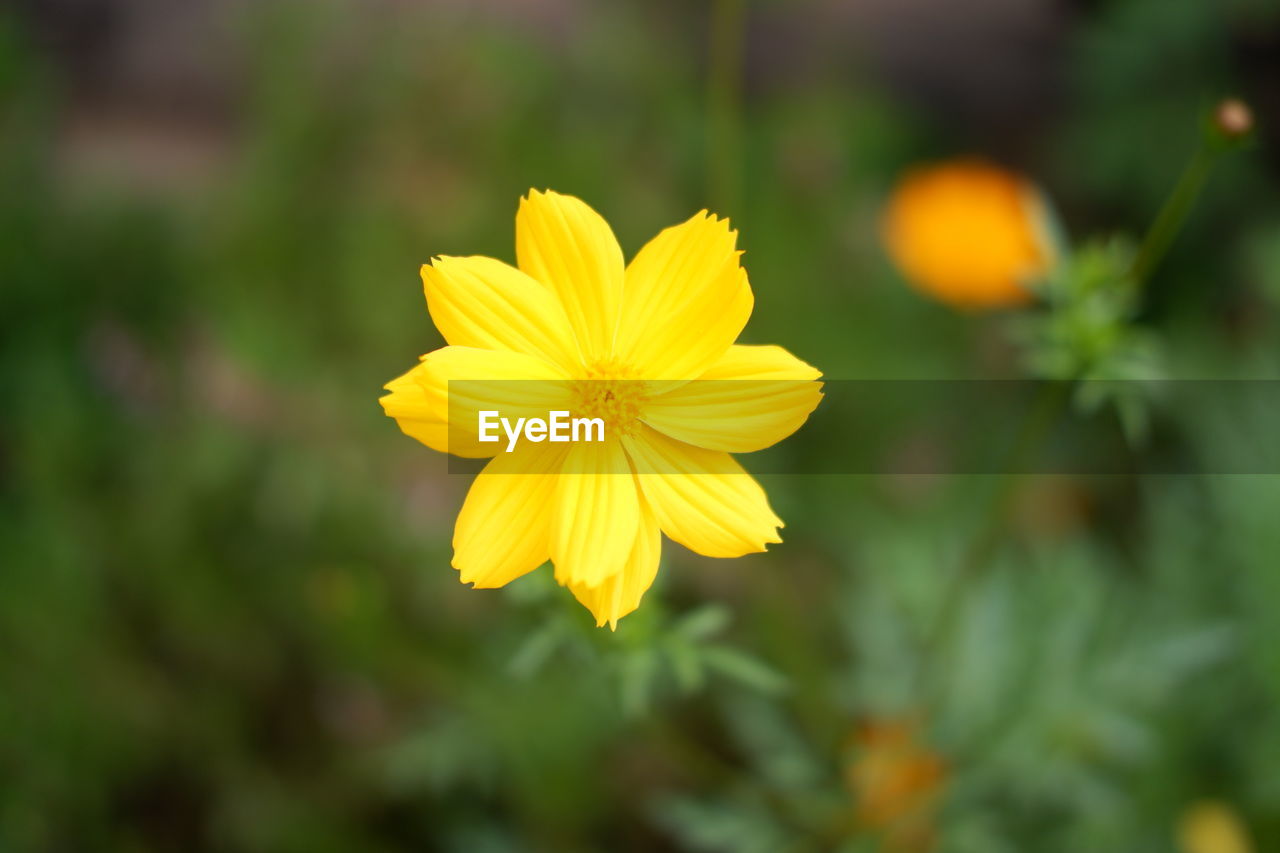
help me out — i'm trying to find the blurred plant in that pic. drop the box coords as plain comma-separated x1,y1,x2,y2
1017,97,1256,440
504,572,785,715
882,102,1254,441
651,695,843,853
881,100,1261,678
843,524,1239,851
1013,237,1162,441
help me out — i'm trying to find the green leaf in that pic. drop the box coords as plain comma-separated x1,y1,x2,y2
619,649,659,715
507,620,566,678
674,603,732,640
701,645,788,694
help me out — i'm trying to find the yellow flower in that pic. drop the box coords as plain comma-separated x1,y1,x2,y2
1178,801,1254,853
881,159,1056,309
381,190,823,628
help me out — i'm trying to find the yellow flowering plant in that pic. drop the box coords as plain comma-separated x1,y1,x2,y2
381,190,823,628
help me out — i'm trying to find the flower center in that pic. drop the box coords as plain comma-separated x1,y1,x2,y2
571,359,648,437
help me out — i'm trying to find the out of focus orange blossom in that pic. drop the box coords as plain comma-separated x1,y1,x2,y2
845,718,947,851
882,159,1056,309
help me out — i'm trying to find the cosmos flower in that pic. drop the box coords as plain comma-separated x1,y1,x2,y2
381,190,823,627
881,159,1056,309
1178,801,1254,853
846,718,946,852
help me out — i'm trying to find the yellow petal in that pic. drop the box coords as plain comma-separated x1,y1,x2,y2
614,211,753,379
642,345,824,452
567,498,661,629
380,363,449,451
516,189,624,362
421,255,581,371
454,441,569,588
380,361,491,458
622,425,782,557
696,344,824,382
550,439,640,588
415,346,573,452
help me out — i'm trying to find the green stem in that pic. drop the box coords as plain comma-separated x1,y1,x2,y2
910,102,1248,708
914,381,1069,700
1128,139,1220,289
956,382,1070,576
707,0,745,216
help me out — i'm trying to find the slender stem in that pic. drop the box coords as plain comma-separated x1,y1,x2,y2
956,382,1070,578
911,102,1249,708
913,381,1069,700
707,0,745,216
1128,141,1219,289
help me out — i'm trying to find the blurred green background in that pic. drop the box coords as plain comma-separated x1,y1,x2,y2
3,1,1280,850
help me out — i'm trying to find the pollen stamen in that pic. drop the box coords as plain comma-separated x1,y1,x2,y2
571,359,648,437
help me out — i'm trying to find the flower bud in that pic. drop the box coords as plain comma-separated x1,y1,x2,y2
1214,98,1254,140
